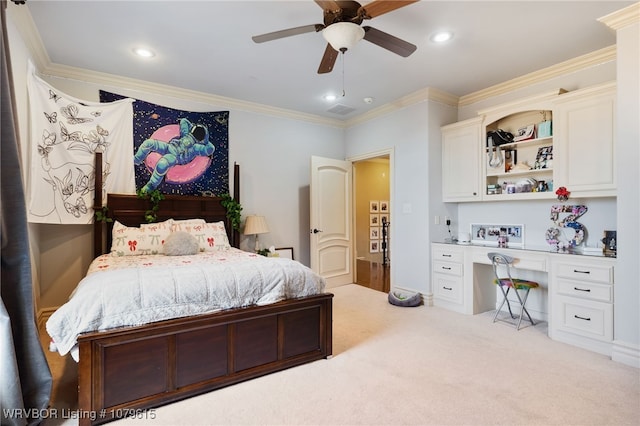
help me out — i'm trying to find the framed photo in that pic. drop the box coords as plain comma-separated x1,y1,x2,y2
273,247,294,260
369,240,379,253
369,200,379,213
369,214,379,226
470,223,524,248
380,213,389,225
602,230,616,257
535,145,553,169
380,201,389,212
370,227,379,239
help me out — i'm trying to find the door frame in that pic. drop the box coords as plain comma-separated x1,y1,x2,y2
347,148,394,286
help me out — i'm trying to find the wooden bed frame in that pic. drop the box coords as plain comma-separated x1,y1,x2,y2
77,154,333,425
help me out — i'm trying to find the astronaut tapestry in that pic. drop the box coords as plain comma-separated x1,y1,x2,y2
100,90,229,196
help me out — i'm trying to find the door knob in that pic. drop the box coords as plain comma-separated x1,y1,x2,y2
311,228,323,234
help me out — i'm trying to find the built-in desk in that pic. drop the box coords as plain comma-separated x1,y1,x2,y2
431,242,616,356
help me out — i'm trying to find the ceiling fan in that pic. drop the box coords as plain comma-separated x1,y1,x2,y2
252,0,418,74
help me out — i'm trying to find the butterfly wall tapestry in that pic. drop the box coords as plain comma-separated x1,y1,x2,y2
26,62,136,224
99,90,229,197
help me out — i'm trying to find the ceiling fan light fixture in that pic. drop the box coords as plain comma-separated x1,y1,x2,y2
322,22,365,51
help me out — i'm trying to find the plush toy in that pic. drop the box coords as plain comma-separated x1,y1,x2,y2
163,231,200,256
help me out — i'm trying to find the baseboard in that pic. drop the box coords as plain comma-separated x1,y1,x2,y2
612,340,640,368
37,307,57,330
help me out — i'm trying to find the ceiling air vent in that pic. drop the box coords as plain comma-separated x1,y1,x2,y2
327,104,356,115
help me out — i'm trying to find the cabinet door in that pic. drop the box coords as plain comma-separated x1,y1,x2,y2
441,117,482,202
554,83,616,196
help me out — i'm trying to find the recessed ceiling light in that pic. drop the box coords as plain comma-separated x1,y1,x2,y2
430,31,453,43
133,47,155,58
323,94,337,102
363,97,374,104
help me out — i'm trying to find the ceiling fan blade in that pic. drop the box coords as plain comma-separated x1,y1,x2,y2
362,26,416,57
252,24,324,43
314,0,342,12
318,43,339,74
359,0,419,19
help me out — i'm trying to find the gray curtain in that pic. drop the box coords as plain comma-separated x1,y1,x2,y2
1,3,53,425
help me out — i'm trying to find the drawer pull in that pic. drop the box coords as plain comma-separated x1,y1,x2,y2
574,287,591,292
442,254,452,258
574,315,591,321
573,269,591,274
443,287,452,291
442,267,452,270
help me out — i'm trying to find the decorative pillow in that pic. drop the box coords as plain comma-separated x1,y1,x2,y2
169,218,206,232
177,221,231,252
163,231,200,256
110,220,171,256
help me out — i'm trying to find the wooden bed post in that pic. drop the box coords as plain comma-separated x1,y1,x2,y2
93,151,103,259
233,162,240,247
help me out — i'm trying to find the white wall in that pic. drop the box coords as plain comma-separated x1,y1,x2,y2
345,100,456,295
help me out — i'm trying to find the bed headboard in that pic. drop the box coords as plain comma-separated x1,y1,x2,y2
93,152,241,257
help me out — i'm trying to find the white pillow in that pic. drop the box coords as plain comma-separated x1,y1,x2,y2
110,220,172,256
170,218,206,232
178,221,231,252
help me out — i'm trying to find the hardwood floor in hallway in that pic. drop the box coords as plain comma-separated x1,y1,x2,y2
355,259,390,293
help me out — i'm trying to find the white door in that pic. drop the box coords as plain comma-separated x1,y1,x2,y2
310,156,353,288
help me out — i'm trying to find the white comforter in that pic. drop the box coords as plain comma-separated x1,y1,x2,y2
46,248,325,361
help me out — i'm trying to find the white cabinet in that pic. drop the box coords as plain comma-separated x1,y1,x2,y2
431,244,466,313
439,84,616,203
553,82,616,197
441,117,483,202
549,255,615,356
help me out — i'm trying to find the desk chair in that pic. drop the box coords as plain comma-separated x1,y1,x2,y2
488,252,539,330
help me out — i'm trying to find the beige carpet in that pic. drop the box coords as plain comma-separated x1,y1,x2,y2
41,284,639,425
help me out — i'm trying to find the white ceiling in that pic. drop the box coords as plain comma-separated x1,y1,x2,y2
23,1,632,121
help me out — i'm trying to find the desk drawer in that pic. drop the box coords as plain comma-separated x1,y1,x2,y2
433,261,463,276
554,295,612,342
555,263,613,284
432,247,463,263
556,279,612,302
433,273,463,304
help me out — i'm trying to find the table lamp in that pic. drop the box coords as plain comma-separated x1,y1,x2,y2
243,215,269,251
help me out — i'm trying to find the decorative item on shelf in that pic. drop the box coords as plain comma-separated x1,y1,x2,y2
602,230,617,257
513,124,536,142
470,223,524,247
487,129,513,169
244,215,269,252
535,146,553,169
555,186,570,202
538,111,552,138
545,204,588,251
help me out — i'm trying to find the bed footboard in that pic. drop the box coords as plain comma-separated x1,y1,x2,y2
77,293,333,425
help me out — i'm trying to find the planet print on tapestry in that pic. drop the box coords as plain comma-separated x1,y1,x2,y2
142,124,211,184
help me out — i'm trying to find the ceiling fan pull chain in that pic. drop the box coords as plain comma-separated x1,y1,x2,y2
341,52,346,97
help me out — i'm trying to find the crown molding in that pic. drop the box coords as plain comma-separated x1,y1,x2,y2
598,2,640,30
41,62,345,128
458,46,616,107
344,87,459,127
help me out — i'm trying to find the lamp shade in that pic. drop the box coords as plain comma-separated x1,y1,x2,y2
322,22,365,51
243,215,269,235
